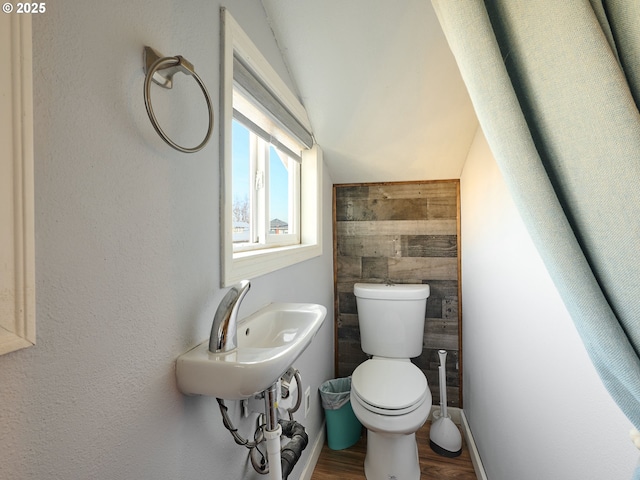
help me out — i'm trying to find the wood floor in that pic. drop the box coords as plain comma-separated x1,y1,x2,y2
310,421,477,480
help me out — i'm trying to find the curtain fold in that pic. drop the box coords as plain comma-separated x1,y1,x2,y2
431,0,640,435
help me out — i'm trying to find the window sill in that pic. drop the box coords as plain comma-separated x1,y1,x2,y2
223,242,322,286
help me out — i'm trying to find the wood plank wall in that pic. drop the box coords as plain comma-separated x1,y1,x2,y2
333,181,462,407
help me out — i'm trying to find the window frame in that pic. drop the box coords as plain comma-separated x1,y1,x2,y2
231,122,301,252
220,8,322,287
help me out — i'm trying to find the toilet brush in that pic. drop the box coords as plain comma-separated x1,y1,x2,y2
429,349,462,457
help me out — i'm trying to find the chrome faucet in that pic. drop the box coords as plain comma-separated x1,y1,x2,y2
209,280,251,353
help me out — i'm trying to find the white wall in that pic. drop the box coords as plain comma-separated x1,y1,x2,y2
460,128,638,480
0,1,334,479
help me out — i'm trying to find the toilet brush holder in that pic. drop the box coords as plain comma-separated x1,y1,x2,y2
429,349,462,457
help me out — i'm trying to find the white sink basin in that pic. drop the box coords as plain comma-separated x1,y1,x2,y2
176,302,327,399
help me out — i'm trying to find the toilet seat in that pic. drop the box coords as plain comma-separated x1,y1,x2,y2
352,358,428,416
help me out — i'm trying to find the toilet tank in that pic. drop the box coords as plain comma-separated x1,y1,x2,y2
354,283,430,359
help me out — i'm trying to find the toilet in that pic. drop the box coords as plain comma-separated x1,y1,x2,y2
350,282,432,480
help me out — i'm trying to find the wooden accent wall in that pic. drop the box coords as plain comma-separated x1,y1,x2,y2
333,181,462,407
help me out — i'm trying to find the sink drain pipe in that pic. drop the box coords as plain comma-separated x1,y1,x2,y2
279,418,309,479
217,373,308,480
263,380,309,480
263,383,283,480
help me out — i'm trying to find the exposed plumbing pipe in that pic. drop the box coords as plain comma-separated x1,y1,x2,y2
281,367,303,421
261,375,309,479
216,398,261,449
279,419,309,480
217,374,309,480
216,399,268,474
264,383,283,480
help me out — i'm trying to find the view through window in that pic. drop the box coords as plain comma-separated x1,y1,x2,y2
231,119,300,250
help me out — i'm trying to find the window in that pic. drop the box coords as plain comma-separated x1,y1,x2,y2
220,9,322,286
231,114,300,251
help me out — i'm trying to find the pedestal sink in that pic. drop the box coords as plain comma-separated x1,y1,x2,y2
176,303,327,399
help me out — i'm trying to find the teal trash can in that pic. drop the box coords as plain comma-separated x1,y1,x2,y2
319,377,362,450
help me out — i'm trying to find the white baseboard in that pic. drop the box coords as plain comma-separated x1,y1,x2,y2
431,406,488,480
460,409,488,480
298,421,326,480
299,411,487,480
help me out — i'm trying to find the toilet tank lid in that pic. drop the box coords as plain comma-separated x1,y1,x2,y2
354,283,430,300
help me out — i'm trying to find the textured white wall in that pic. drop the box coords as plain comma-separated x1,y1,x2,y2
460,128,638,480
0,1,334,479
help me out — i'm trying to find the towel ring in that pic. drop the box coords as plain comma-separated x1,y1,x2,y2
143,47,214,154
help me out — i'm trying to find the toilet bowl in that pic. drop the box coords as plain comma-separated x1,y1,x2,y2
351,358,432,480
351,283,432,480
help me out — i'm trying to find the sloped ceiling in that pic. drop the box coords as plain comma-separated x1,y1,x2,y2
261,0,478,184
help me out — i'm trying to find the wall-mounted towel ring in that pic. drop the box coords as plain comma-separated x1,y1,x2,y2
143,46,214,154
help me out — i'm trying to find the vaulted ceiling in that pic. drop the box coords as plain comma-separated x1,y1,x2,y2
261,0,479,184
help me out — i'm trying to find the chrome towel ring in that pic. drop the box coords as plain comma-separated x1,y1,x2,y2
143,46,214,154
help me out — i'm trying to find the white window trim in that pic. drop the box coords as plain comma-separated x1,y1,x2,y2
0,14,35,355
220,9,322,287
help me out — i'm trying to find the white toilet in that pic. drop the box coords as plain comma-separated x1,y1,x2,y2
350,282,432,480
